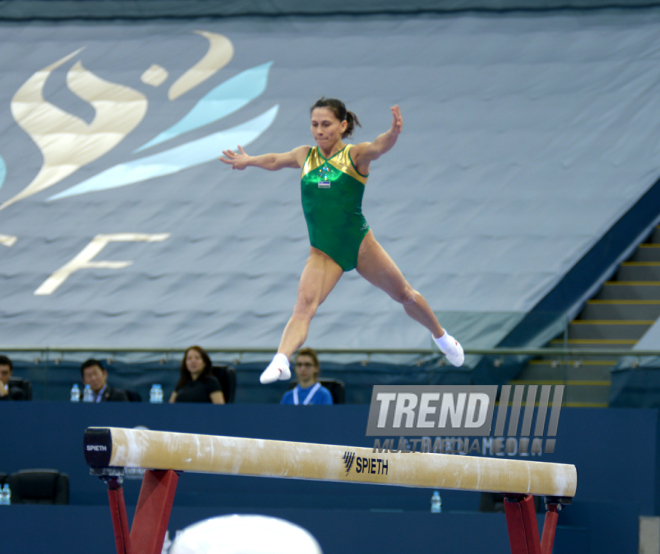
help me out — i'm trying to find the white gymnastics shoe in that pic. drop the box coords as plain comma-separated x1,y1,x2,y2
259,353,291,384
433,332,465,367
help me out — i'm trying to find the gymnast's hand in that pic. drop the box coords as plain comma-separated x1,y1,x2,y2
219,145,250,170
389,105,403,136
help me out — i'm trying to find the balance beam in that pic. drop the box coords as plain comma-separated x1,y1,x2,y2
84,427,577,498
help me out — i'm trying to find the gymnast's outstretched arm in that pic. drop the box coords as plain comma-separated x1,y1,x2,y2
219,144,310,171
350,105,403,175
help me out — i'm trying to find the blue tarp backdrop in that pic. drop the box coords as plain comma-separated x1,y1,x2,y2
2,13,660,355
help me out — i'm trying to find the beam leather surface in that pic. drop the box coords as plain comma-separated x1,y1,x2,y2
86,426,578,498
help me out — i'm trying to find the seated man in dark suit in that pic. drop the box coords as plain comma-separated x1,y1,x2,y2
81,359,128,402
0,354,26,401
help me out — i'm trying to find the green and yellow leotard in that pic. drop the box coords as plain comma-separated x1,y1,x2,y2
301,145,369,271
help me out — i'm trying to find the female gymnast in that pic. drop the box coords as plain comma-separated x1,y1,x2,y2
220,98,463,384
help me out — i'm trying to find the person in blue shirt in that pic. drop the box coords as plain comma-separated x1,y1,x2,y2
281,348,333,405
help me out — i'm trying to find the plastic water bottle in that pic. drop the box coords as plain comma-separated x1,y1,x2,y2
70,384,81,402
431,490,442,513
83,384,94,402
150,384,163,404
0,483,10,505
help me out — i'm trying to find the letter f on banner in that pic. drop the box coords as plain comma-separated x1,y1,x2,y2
34,233,169,295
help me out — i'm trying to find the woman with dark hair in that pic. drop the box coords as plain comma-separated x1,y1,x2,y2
220,98,463,384
169,346,225,404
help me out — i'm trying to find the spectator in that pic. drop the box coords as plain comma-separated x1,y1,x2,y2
81,359,129,402
169,346,225,404
281,348,333,405
0,354,26,401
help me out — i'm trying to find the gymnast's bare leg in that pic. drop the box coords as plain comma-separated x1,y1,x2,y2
260,248,343,384
356,231,464,365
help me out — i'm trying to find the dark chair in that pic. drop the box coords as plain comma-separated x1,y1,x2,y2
320,379,345,404
8,469,69,504
287,379,345,404
125,389,142,402
211,366,236,403
8,377,31,400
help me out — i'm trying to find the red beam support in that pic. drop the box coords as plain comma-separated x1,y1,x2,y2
104,470,179,554
504,495,542,554
130,470,179,554
107,477,132,554
540,503,560,554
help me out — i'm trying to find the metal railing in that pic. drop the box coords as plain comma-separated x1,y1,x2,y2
2,345,659,356
1,345,657,406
